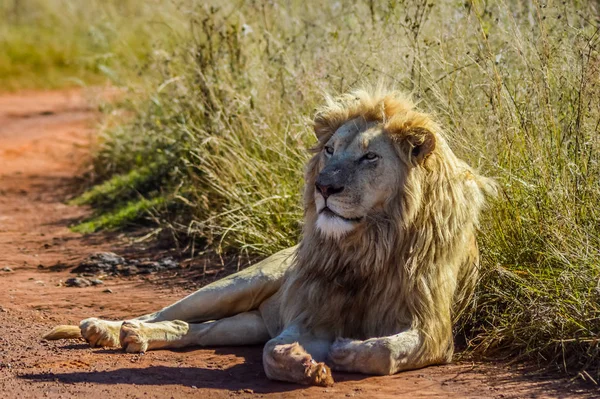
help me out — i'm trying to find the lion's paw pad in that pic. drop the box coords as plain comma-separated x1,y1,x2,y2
268,343,334,387
307,361,334,387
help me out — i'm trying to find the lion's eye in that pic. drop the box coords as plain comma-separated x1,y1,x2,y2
324,146,334,155
363,152,379,161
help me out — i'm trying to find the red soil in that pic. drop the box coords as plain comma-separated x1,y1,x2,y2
0,89,592,398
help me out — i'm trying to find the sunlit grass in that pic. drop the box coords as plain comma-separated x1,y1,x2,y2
0,0,185,90
72,196,166,233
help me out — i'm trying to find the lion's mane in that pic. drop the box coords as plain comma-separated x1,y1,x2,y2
279,87,496,366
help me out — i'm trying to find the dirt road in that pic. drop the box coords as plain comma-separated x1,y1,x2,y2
0,89,592,398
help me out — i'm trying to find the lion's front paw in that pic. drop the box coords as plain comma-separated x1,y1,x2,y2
306,360,334,387
119,321,149,353
328,338,361,371
266,342,334,387
329,337,398,375
80,318,121,348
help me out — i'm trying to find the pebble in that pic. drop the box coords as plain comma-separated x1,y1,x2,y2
102,288,113,294
64,277,92,288
1,267,13,272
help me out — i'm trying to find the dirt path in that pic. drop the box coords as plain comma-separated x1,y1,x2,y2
0,89,592,399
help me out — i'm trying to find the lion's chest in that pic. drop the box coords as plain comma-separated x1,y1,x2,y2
282,268,411,340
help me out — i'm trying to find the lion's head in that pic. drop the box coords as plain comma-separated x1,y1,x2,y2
304,88,488,242
311,115,409,240
281,87,495,364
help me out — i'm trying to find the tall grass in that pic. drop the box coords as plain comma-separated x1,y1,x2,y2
4,0,600,382
0,0,184,90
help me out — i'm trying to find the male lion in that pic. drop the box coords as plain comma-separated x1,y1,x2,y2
45,88,495,387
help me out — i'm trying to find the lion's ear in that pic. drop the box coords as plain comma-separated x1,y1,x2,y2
405,127,436,163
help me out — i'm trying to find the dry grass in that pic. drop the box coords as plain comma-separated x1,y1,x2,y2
3,0,600,383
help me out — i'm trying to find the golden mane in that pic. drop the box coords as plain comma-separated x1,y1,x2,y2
280,88,496,366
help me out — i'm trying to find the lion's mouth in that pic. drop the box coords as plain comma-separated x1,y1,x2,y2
320,207,363,223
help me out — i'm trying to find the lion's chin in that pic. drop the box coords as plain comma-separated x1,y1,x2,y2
316,212,358,240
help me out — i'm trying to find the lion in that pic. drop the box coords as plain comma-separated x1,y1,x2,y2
44,87,496,387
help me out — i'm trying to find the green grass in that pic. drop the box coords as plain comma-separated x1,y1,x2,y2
72,196,166,233
70,163,167,207
0,0,185,90
5,0,600,384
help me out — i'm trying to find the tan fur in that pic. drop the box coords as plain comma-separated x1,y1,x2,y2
44,87,495,386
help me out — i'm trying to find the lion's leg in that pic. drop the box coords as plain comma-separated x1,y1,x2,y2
262,325,334,387
328,329,446,375
118,310,271,353
46,247,296,347
143,246,296,323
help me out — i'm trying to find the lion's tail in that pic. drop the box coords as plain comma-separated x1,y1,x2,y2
43,325,81,340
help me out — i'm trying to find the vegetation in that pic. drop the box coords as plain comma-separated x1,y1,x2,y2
0,0,184,90
3,0,600,384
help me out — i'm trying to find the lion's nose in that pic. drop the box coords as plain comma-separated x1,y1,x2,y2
315,182,344,199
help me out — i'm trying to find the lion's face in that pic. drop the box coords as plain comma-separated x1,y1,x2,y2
313,118,403,239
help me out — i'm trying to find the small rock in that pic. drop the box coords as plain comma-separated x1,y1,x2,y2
65,277,92,287
37,264,45,269
1,267,13,272
158,257,179,269
90,279,104,286
121,266,139,276
102,288,113,294
138,261,160,272
72,252,126,274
